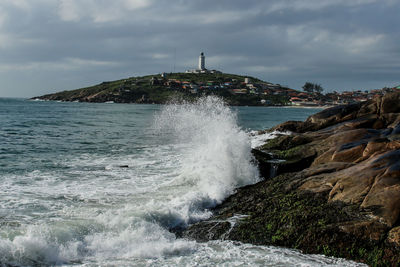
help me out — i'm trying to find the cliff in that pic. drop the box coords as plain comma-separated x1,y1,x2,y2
182,92,400,266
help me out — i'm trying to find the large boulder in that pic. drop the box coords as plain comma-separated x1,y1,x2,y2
380,92,400,114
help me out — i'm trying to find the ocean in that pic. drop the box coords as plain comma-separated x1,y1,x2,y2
0,97,364,266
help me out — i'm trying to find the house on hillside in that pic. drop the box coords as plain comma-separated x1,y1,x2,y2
232,89,248,94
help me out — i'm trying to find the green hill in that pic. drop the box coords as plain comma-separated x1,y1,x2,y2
33,72,292,106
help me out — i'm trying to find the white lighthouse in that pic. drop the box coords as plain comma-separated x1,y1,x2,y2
198,52,205,70
185,52,221,74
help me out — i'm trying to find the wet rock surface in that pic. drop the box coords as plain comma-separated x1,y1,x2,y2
183,92,400,266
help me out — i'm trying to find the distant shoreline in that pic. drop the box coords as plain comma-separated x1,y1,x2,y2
29,97,332,109
281,105,331,109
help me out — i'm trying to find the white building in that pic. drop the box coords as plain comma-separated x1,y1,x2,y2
186,52,221,74
199,52,205,70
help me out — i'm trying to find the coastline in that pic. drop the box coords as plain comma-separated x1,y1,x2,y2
281,104,332,109
29,97,336,109
182,92,400,266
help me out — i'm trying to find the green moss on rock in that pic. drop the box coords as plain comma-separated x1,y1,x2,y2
183,172,400,266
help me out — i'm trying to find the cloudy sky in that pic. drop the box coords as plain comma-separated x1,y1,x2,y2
0,0,399,97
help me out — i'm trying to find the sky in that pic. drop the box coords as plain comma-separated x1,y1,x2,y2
0,0,399,97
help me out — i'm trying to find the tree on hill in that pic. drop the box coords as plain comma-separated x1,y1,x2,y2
302,82,314,93
302,82,324,94
314,84,323,94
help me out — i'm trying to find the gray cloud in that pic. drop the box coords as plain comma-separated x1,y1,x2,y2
0,0,399,97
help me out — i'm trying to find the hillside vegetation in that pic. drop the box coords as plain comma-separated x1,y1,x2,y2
33,72,290,106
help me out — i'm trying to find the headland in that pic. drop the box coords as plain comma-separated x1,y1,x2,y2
32,72,399,107
32,72,292,106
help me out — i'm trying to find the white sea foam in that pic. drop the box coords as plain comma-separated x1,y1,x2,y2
147,240,366,267
250,130,292,148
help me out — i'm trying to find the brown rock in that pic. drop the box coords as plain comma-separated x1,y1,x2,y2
312,148,337,166
357,100,378,117
284,119,400,227
337,220,388,241
331,143,366,163
387,226,400,247
310,128,378,165
271,120,312,133
362,139,400,158
363,139,390,158
360,150,400,226
298,173,338,194
299,149,400,227
305,103,361,129
380,92,400,114
342,114,378,129
302,162,355,177
326,159,378,205
382,113,400,127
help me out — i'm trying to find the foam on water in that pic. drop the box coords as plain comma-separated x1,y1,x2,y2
250,130,292,149
147,241,365,267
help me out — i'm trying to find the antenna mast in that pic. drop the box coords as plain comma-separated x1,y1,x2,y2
173,48,176,73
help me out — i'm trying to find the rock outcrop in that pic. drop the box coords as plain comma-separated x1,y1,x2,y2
182,92,400,266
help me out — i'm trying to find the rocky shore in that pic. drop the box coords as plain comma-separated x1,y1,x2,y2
182,92,400,266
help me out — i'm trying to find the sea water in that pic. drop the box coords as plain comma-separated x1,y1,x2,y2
0,97,365,266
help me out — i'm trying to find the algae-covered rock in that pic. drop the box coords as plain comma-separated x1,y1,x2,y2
183,92,400,266
387,226,400,247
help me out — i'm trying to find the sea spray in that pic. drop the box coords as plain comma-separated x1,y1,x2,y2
153,96,259,223
249,130,292,149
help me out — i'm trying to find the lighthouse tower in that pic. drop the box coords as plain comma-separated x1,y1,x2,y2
198,52,205,70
